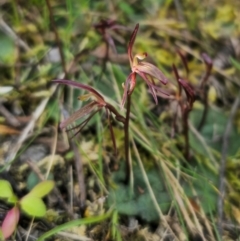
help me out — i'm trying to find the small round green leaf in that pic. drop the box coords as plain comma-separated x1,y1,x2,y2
20,196,46,217
28,180,54,198
0,180,14,200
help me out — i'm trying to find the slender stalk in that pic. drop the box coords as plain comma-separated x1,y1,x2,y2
105,103,126,124
124,94,131,184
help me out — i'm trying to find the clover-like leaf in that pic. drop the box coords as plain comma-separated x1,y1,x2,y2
20,196,46,217
0,180,17,204
28,180,54,198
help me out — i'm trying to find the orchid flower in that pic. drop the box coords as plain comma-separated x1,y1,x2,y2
53,80,107,134
121,23,169,107
94,19,128,54
53,79,125,144
172,64,195,110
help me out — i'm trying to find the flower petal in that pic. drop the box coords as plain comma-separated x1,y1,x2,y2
60,101,98,129
136,62,168,84
128,24,139,67
136,71,170,101
52,79,105,105
121,72,136,108
136,71,158,104
202,53,212,67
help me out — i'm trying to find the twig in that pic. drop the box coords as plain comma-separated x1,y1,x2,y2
70,139,86,213
0,103,20,127
217,94,240,236
173,0,185,22
61,106,86,214
0,17,30,51
3,85,57,171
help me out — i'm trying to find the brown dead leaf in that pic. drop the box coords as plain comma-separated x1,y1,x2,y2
0,124,20,135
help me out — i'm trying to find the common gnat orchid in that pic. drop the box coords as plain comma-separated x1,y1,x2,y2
178,78,195,110
53,79,125,149
53,80,106,132
94,19,128,54
121,23,169,107
172,64,195,109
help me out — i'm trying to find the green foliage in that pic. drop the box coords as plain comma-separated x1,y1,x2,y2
230,57,240,71
0,32,16,64
109,164,171,222
0,180,14,199
36,212,112,241
27,180,55,198
183,164,219,213
111,210,122,241
20,196,46,217
0,180,54,218
0,180,17,204
26,171,54,191
190,107,240,156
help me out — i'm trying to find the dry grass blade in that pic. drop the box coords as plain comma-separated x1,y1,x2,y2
131,138,181,241
4,85,57,170
159,159,207,241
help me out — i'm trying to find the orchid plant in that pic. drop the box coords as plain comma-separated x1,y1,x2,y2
171,51,212,160
53,23,212,182
53,23,170,183
93,19,128,54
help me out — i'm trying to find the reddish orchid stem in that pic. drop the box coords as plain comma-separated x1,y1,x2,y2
106,103,126,124
106,108,118,157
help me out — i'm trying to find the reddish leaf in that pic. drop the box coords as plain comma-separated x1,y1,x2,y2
53,79,106,105
1,206,20,239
